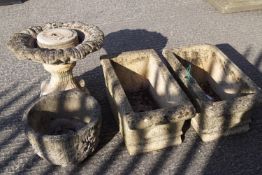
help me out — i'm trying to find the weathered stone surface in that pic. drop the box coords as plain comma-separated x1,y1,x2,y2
207,0,262,13
7,21,104,64
163,44,262,142
23,89,101,166
101,49,195,155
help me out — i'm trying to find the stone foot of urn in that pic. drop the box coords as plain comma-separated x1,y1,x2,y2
23,89,102,166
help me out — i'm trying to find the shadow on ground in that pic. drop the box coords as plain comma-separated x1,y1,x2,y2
0,0,27,6
103,29,168,55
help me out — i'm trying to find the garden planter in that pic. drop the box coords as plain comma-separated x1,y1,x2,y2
100,49,195,155
163,44,262,142
23,89,101,166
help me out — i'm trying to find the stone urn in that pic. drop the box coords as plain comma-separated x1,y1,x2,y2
7,21,104,96
23,89,101,166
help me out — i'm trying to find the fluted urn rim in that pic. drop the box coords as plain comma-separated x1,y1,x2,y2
7,21,104,64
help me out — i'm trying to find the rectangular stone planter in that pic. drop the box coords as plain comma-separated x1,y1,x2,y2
163,44,262,142
100,49,195,155
207,0,262,13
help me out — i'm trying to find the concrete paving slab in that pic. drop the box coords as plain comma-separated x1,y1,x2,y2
207,0,262,13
